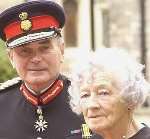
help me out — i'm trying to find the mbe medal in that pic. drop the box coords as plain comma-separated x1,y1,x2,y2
34,106,48,132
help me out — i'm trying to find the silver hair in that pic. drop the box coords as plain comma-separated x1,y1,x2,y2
68,47,150,114
55,35,64,45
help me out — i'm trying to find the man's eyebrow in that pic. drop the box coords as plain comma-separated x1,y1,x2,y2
38,39,50,44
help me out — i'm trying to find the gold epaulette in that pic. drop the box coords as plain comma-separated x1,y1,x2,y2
0,77,21,91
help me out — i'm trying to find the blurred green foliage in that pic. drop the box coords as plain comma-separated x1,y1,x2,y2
0,40,17,83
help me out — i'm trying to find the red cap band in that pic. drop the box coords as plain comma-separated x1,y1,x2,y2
4,15,59,40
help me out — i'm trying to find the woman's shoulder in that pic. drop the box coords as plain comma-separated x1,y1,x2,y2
130,126,150,139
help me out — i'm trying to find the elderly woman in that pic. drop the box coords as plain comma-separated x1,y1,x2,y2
68,48,150,139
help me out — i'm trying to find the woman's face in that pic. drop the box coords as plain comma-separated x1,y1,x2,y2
79,71,129,134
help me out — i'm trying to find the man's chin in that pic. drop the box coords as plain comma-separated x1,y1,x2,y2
25,76,49,85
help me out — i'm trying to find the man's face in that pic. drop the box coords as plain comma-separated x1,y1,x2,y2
9,38,64,90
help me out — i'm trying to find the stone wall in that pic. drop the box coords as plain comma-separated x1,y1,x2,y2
107,0,141,54
103,0,150,107
146,0,150,79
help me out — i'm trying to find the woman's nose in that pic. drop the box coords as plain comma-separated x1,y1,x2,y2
87,96,100,109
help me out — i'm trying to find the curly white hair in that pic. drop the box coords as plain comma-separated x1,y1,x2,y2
68,47,150,114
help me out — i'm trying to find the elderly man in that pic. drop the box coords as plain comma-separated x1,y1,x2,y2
0,1,102,139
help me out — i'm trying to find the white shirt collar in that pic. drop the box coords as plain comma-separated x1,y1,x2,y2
24,81,55,95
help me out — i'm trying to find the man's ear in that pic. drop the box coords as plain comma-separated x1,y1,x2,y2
60,41,64,55
7,49,15,68
60,41,65,63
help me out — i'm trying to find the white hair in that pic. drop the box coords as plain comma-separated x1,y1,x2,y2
68,47,150,114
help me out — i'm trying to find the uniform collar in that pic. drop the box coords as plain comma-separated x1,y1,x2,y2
20,79,63,106
24,81,55,96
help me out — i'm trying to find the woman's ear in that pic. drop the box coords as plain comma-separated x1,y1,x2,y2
127,104,135,111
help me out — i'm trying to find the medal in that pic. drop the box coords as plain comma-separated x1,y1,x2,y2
81,124,92,139
20,79,64,133
34,106,48,132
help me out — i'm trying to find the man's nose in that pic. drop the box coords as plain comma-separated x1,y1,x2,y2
30,51,42,63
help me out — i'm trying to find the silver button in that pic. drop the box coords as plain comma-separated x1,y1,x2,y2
37,137,42,139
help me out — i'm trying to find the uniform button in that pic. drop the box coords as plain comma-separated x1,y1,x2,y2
37,137,42,139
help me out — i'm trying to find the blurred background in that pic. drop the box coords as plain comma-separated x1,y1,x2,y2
0,0,150,125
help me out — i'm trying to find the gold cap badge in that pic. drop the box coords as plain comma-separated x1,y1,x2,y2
19,12,32,31
81,124,92,139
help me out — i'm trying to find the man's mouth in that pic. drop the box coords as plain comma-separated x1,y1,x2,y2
28,68,46,71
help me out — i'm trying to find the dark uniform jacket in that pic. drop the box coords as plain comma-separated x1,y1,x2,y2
0,75,102,139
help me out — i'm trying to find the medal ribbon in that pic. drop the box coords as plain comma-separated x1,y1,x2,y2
20,79,63,106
